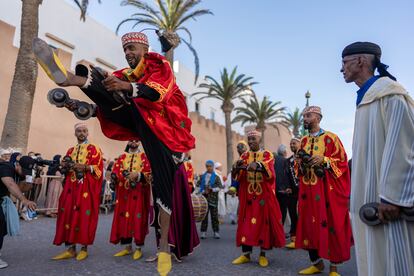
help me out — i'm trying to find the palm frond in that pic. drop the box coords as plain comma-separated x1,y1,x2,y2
176,26,192,43
181,38,199,84
233,93,288,134
73,0,101,21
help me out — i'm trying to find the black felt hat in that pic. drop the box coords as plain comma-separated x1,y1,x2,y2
342,42,381,58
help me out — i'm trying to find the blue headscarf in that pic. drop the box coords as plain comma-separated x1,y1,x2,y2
200,160,216,193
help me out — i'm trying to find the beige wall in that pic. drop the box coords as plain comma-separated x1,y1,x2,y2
0,20,291,175
189,112,244,174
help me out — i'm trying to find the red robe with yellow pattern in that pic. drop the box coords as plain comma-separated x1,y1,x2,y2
234,150,285,249
110,151,151,245
53,143,103,246
96,52,195,153
295,131,352,263
183,161,195,193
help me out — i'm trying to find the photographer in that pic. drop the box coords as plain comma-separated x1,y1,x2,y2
0,156,37,269
294,106,351,276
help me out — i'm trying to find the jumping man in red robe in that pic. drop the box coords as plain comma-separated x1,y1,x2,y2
110,140,151,261
52,123,103,261
295,106,352,276
33,32,199,276
229,130,285,267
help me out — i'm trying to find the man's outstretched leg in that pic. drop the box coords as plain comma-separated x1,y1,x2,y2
33,38,87,87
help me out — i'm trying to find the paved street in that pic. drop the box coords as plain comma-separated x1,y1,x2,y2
3,214,357,276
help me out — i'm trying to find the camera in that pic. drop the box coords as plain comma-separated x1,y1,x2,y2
297,149,325,178
60,156,84,180
34,157,57,167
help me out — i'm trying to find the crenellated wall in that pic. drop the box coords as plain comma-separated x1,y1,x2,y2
189,112,245,174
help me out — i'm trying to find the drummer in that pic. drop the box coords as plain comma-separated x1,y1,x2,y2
198,160,223,239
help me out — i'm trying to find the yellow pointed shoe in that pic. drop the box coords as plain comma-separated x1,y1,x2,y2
157,252,172,276
32,38,68,84
232,255,250,265
329,272,341,276
285,241,296,249
299,265,323,275
258,256,269,267
76,250,88,261
52,250,75,260
114,249,132,257
133,249,143,260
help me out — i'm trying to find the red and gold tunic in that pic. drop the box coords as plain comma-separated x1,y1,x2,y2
183,161,195,193
234,150,285,249
96,52,195,153
295,131,352,263
54,143,103,246
110,151,151,245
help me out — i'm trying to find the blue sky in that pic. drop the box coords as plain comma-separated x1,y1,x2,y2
68,0,414,155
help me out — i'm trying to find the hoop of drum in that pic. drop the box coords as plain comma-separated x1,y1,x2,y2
191,194,208,222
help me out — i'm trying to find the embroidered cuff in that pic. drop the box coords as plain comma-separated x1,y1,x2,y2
81,69,93,89
131,83,139,97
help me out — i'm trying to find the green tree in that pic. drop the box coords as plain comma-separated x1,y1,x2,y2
116,0,212,83
193,67,257,173
286,107,303,137
233,94,288,146
0,0,99,151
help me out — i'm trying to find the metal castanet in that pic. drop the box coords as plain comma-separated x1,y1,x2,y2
47,88,95,120
359,202,414,226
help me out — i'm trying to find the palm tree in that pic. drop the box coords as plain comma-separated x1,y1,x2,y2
233,94,288,146
116,0,212,83
192,67,257,173
0,0,99,151
286,107,303,137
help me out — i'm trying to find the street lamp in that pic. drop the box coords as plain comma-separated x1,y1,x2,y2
301,90,311,136
305,90,311,107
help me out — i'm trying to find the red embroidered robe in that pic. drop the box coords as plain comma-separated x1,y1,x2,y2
295,131,352,263
96,52,195,153
234,150,285,249
110,151,151,245
53,143,103,245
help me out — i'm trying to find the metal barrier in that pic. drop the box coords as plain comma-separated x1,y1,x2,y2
36,175,64,214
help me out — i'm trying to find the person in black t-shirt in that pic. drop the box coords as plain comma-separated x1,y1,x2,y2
0,156,37,269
